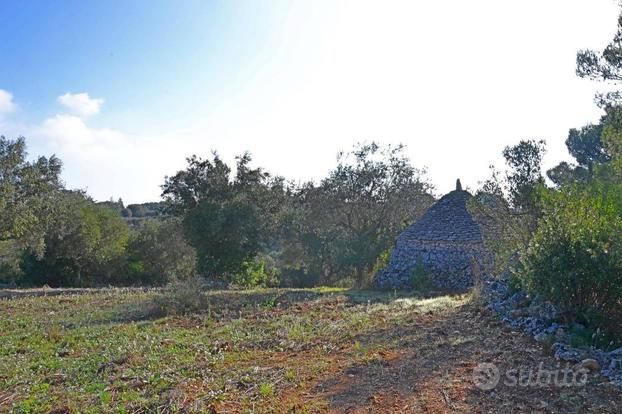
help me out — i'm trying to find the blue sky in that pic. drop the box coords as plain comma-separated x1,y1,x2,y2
0,1,270,126
0,0,620,203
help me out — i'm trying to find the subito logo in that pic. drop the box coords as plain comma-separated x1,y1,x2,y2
472,362,500,390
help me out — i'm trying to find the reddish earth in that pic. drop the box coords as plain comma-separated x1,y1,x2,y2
244,301,622,413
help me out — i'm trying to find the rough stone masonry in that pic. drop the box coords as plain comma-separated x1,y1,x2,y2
375,179,490,290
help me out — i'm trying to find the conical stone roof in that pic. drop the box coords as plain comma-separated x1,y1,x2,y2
398,184,482,243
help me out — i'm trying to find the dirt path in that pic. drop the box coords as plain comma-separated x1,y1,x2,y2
313,301,622,413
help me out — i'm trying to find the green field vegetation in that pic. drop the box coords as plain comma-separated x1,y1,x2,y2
0,288,445,413
2,288,622,414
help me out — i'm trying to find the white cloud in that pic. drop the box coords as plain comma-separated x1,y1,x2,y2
37,114,192,203
0,89,16,113
57,92,104,117
42,115,122,148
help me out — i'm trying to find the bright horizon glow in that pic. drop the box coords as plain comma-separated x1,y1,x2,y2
0,0,620,203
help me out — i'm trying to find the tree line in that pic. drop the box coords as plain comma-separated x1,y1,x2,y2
0,140,434,288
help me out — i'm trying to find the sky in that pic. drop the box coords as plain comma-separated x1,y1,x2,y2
0,0,620,203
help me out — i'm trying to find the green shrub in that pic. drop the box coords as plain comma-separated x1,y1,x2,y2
410,262,434,292
20,195,130,287
258,383,274,398
231,257,279,288
260,296,278,309
0,240,23,284
566,323,612,350
516,185,622,345
126,218,196,286
334,277,356,289
151,277,210,316
371,248,392,275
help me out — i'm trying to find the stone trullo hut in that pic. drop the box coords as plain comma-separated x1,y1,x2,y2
375,179,489,290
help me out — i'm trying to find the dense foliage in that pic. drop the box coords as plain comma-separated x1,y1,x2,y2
517,185,622,341
160,144,433,287
162,153,285,280
126,218,197,285
547,121,611,186
468,139,547,274
0,136,63,256
498,19,622,344
0,137,433,288
21,192,130,286
278,143,433,287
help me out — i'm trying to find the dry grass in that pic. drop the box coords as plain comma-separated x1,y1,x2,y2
0,288,621,413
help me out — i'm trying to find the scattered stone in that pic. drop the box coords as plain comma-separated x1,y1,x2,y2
609,347,622,358
608,359,622,372
509,308,530,318
482,276,622,389
534,332,553,345
552,342,582,362
581,359,601,371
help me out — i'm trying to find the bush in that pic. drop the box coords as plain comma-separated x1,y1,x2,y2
126,218,196,286
230,257,279,288
20,194,130,287
151,277,210,316
516,185,622,344
277,267,320,288
0,240,23,284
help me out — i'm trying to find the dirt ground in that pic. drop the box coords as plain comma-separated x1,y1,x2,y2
1,289,621,413
311,301,622,413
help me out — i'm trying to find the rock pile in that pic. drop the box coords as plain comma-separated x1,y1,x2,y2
484,277,622,388
375,179,490,290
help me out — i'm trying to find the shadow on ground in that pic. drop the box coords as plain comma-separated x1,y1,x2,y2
312,301,622,413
